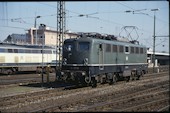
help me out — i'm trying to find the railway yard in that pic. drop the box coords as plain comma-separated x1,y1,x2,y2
0,66,169,112
0,1,169,112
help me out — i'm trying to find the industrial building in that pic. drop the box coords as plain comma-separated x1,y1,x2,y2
4,26,78,46
147,50,169,66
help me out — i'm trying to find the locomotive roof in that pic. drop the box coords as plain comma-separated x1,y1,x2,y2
64,36,146,48
0,43,55,49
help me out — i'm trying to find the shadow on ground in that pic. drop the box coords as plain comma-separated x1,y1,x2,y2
20,81,87,90
0,71,37,76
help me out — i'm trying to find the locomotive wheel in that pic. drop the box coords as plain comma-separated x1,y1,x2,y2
136,71,143,80
51,68,56,73
141,70,144,77
136,75,140,80
6,69,13,75
91,77,97,88
136,76,139,80
108,79,113,85
36,68,41,74
12,68,16,74
109,75,117,85
125,76,130,82
112,75,117,83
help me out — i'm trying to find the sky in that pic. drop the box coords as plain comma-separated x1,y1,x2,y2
0,1,169,53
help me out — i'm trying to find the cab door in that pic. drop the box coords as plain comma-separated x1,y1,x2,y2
99,43,104,70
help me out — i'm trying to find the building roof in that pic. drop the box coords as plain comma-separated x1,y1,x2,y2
147,51,169,56
0,42,55,49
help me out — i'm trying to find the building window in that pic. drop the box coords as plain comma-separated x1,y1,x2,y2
8,49,13,53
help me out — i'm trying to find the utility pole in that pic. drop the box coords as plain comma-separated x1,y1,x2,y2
125,8,159,73
40,23,46,87
151,8,159,73
34,16,41,45
56,1,66,81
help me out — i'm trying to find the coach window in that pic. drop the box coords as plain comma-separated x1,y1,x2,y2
37,50,41,53
119,45,124,53
45,50,52,54
106,44,111,52
112,45,117,52
53,50,56,54
18,49,25,53
14,49,18,53
136,47,139,54
32,50,38,53
8,49,13,53
25,49,31,53
79,42,89,51
131,47,134,54
0,48,5,52
125,46,129,54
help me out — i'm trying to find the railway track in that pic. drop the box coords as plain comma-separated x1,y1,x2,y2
0,71,168,112
38,80,169,112
75,84,169,112
0,73,56,86
121,98,169,112
0,69,168,86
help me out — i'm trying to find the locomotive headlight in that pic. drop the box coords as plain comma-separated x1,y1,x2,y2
61,72,64,75
63,58,67,65
84,58,88,66
82,72,86,76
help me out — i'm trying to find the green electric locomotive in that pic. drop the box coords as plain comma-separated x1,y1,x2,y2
61,32,148,87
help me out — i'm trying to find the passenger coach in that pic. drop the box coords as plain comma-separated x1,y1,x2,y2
0,43,57,74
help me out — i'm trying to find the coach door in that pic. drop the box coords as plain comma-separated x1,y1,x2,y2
14,56,19,63
99,43,104,70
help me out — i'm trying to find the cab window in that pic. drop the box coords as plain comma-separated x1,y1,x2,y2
78,42,89,51
64,43,73,52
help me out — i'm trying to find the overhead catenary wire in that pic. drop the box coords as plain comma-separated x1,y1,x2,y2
37,2,158,35
37,2,169,34
1,2,168,41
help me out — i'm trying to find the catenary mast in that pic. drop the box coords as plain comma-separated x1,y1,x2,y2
56,1,66,80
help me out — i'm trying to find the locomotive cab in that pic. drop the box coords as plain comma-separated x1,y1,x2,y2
63,39,90,65
61,38,92,84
